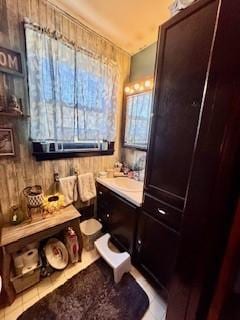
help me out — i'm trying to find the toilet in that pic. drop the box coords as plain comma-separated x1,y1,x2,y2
80,218,103,251
95,233,131,283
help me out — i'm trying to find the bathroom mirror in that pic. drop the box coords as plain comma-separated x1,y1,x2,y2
123,79,153,150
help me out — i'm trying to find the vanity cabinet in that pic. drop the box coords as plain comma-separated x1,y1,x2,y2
97,183,138,254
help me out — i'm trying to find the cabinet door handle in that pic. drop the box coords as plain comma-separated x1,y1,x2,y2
137,239,142,252
157,208,167,215
191,101,200,108
99,191,103,195
106,213,110,218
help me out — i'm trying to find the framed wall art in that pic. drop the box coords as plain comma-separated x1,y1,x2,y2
0,128,15,156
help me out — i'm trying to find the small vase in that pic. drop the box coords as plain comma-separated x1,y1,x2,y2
9,205,24,225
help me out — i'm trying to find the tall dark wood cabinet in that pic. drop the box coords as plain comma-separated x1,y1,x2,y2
145,0,218,209
142,0,240,319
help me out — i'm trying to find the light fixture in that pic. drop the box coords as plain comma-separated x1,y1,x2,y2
129,88,135,94
144,80,151,88
124,78,153,95
134,83,140,90
125,86,130,93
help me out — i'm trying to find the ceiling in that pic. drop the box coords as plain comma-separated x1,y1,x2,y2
51,0,172,55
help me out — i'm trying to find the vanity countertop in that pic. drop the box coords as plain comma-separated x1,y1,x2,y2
96,177,143,207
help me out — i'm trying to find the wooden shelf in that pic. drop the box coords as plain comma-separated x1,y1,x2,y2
0,205,83,306
0,205,80,247
33,149,114,161
0,112,30,118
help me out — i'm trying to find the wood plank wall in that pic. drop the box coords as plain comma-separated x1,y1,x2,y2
0,0,130,222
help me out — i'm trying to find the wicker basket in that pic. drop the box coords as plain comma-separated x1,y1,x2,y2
23,185,44,208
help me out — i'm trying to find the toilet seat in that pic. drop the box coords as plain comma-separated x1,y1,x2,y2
95,233,131,283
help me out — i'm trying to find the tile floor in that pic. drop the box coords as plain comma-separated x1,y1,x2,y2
1,247,167,320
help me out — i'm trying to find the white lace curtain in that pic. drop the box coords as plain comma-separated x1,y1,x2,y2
25,24,119,142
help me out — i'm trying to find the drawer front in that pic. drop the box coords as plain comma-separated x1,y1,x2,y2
143,193,182,231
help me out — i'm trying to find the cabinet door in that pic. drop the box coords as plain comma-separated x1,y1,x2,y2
108,193,137,254
145,0,218,208
136,210,179,290
97,203,111,232
97,185,111,231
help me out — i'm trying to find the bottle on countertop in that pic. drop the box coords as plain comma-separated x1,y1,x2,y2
122,162,130,175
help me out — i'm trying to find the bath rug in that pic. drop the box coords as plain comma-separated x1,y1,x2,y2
18,258,149,320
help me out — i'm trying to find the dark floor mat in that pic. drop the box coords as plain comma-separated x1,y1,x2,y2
18,258,149,320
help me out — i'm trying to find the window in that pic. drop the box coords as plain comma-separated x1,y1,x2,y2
25,26,118,147
124,91,152,149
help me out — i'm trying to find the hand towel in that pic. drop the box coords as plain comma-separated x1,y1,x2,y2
58,176,78,206
77,173,96,202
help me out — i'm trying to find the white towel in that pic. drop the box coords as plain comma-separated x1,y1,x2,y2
58,176,78,206
77,173,96,202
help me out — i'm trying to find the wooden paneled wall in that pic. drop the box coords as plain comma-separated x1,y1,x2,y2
0,0,130,222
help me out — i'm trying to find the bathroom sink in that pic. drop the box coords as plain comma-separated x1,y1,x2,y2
96,177,143,206
108,177,143,192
